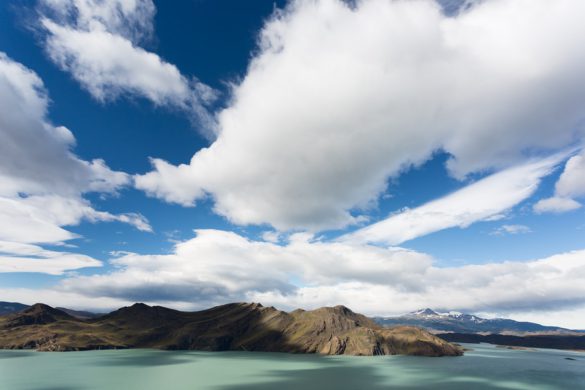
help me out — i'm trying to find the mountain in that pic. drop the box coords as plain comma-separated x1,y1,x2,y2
0,302,100,319
374,308,583,335
0,301,28,316
0,302,462,356
3,303,75,327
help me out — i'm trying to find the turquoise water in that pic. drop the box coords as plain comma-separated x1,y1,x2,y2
0,343,583,389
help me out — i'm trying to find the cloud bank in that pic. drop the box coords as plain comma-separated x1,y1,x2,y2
12,229,577,328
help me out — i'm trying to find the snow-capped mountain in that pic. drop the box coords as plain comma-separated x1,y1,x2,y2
375,308,583,335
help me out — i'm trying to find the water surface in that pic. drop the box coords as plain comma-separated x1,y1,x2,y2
0,343,583,389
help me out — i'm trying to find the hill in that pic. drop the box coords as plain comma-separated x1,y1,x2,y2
0,302,462,356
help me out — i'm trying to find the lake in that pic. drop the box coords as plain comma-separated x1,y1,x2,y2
0,343,583,389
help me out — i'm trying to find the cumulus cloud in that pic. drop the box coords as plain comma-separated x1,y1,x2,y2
135,0,585,231
534,151,585,213
37,0,217,135
0,52,150,272
342,154,563,245
60,229,431,304
18,228,577,328
250,249,585,323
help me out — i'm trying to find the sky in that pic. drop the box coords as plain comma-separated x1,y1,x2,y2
0,0,584,329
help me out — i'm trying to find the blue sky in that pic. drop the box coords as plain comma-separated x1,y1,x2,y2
1,0,585,328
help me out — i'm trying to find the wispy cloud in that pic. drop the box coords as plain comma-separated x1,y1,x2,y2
0,241,101,275
341,154,565,246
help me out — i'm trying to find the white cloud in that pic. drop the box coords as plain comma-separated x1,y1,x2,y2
490,224,532,236
0,287,129,312
261,230,281,243
342,155,563,245
0,197,78,244
533,197,581,214
135,0,585,231
556,153,585,198
3,228,573,328
251,249,585,328
0,52,150,272
0,52,126,197
0,195,152,246
40,0,156,43
38,0,217,135
534,151,585,213
495,306,585,330
0,241,101,275
60,229,432,304
21,195,152,234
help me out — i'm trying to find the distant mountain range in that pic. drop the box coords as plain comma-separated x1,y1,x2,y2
0,302,28,316
0,302,462,356
374,308,584,335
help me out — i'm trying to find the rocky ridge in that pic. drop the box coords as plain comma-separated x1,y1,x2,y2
0,302,462,356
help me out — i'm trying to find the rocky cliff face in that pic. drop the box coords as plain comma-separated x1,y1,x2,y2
0,302,462,356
